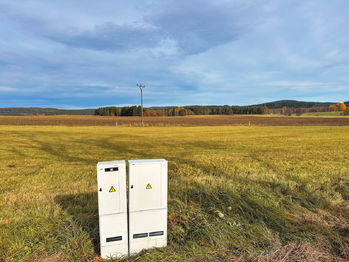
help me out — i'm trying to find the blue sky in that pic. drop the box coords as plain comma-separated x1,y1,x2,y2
0,0,348,108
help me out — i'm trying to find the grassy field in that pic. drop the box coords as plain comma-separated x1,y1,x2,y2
0,125,349,261
301,111,345,117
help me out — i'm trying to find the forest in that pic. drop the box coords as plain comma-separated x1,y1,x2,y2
94,105,268,116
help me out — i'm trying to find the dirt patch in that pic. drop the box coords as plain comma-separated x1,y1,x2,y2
35,253,65,262
1,115,349,126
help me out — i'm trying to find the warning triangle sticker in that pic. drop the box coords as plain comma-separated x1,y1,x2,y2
146,183,152,189
109,186,116,192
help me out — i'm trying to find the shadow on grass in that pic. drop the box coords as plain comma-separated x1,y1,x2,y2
54,192,100,254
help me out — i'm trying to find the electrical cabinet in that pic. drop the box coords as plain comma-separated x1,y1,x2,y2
128,159,168,254
97,160,128,259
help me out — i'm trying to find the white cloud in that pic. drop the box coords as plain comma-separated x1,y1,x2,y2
0,0,348,107
0,86,16,92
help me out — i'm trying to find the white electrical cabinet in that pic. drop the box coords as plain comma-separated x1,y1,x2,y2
128,159,168,255
97,160,128,259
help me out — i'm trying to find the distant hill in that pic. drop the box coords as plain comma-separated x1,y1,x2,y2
0,107,95,116
250,100,335,109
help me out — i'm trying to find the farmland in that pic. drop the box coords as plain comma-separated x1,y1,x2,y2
300,112,346,117
1,114,349,126
0,125,349,261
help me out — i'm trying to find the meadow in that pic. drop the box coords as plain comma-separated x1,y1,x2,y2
301,111,346,117
0,125,349,261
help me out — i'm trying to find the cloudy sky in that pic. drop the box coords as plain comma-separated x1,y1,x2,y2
0,0,348,108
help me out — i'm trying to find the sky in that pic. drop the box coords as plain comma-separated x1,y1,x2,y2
0,0,348,108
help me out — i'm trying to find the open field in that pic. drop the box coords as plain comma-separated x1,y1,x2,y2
1,114,349,126
0,125,349,261
301,112,345,117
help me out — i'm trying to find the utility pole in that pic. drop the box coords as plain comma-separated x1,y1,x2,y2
137,84,145,126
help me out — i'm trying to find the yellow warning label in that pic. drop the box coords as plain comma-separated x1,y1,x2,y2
109,186,116,192
146,183,152,189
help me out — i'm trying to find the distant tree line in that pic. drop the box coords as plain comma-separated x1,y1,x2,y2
185,105,268,115
94,101,349,117
94,105,268,116
94,106,142,116
269,106,330,116
259,100,333,109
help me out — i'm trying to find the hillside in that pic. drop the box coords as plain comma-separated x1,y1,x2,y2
250,100,335,109
0,107,95,116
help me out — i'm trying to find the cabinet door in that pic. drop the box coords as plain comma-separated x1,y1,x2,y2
128,161,167,212
97,161,126,215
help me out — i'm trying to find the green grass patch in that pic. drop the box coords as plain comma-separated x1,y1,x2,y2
300,111,346,117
